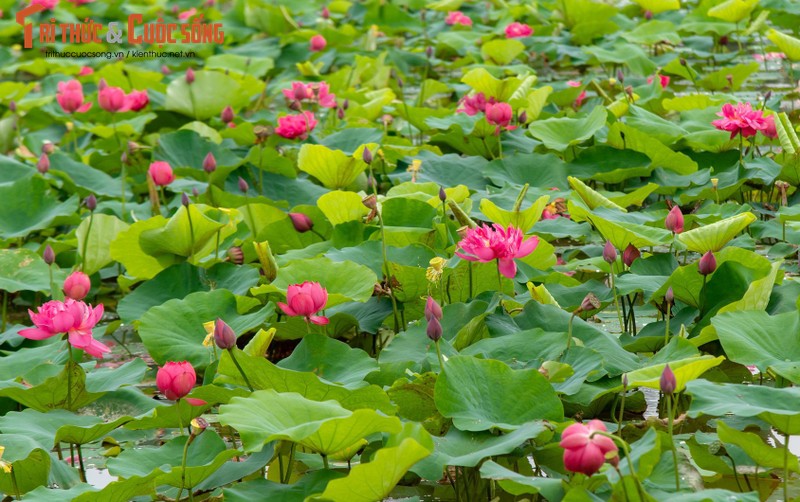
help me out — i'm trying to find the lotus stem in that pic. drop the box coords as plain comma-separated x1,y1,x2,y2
610,267,624,333
435,340,446,374
66,341,73,411
81,211,93,272
664,302,672,347
666,394,680,491
186,206,195,263
228,349,254,392
784,432,790,502
76,444,86,482
10,466,20,500
176,433,193,502
282,443,296,483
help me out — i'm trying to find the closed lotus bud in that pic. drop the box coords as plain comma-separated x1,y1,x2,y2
439,186,447,202
337,107,345,120
8,100,16,112
765,90,772,101
426,46,434,58
342,99,349,110
36,153,50,174
616,69,624,83
288,100,302,111
161,65,171,75
84,194,97,211
227,246,244,265
625,85,634,98
644,9,653,19
580,292,601,313
719,35,728,46
213,318,236,350
192,187,199,197
41,141,55,154
665,205,684,234
665,287,674,305
181,193,190,207
362,194,377,210
43,245,55,265
426,316,442,342
425,296,443,321
186,68,195,84
396,76,404,88
622,244,640,267
98,78,108,91
202,152,216,173
321,6,330,18
362,147,373,164
622,373,628,390
660,364,676,395
289,212,313,233
603,241,617,264
698,251,716,276
63,271,91,300
221,105,235,124
238,177,249,193
517,110,527,124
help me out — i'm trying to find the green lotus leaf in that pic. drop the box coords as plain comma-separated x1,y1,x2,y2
677,212,757,252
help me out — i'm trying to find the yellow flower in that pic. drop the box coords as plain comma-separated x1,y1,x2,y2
202,320,215,347
426,257,446,283
407,159,422,182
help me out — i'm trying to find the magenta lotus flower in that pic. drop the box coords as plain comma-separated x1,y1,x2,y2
19,298,107,358
78,66,94,76
156,361,196,400
485,102,513,129
278,281,329,325
56,81,92,114
711,102,770,139
98,85,131,113
445,11,472,26
457,92,488,116
148,161,175,186
455,224,539,279
282,82,336,109
647,74,670,89
32,0,58,9
763,114,778,139
560,420,618,476
505,22,533,38
567,81,587,108
125,90,149,112
63,271,91,300
178,7,197,20
310,34,327,52
276,111,317,139
665,205,684,234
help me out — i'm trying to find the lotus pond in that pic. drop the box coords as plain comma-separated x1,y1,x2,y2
3,0,800,500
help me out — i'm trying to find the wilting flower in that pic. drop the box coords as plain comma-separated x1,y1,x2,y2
426,256,446,283
647,74,670,89
455,223,539,279
156,361,197,400
310,34,327,52
276,111,317,139
63,271,91,300
19,299,108,358
56,80,92,114
445,11,472,26
282,82,336,109
711,102,771,139
456,92,488,116
665,205,684,234
698,251,716,276
485,102,513,129
505,22,533,38
288,212,313,233
277,281,329,325
560,420,619,476
148,161,175,186
567,81,587,108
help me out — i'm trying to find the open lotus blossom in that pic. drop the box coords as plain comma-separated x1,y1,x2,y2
505,22,533,38
457,92,489,116
19,298,108,358
647,74,670,89
278,281,329,325
276,111,317,139
445,11,472,26
711,102,771,139
282,82,337,108
125,90,150,111
456,223,539,278
560,420,619,476
56,80,92,114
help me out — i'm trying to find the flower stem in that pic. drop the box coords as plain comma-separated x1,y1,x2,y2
281,443,296,483
321,453,329,470
228,349,254,392
186,205,195,263
10,466,20,500
48,264,55,300
81,211,93,272
666,393,680,491
700,275,708,314
496,260,503,294
435,340,446,374
784,432,790,502
1,291,6,333
616,391,626,433
610,267,624,333
177,399,185,436
76,444,86,482
66,341,73,411
664,302,672,347
176,434,192,502
467,262,473,299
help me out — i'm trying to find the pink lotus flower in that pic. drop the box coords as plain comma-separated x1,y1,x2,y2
65,0,94,4
276,111,317,139
148,161,174,186
567,80,587,108
277,281,329,325
445,11,472,26
754,52,786,62
78,66,94,76
560,420,619,476
19,299,108,358
455,224,539,278
32,0,58,9
763,114,778,139
457,92,488,116
282,82,336,108
178,7,197,20
63,271,91,300
310,34,327,52
711,102,770,139
156,361,196,400
647,74,670,89
56,80,92,114
125,90,149,111
665,205,684,234
98,85,130,113
485,102,513,129
505,22,533,38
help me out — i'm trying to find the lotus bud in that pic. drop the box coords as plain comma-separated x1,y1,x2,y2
63,271,91,300
616,69,624,83
625,85,634,98
43,245,55,265
425,296,443,322
665,205,684,234
426,316,442,342
181,193,190,207
288,100,302,111
186,68,195,84
765,90,772,101
289,212,313,233
98,78,108,91
439,186,447,202
660,364,676,395
622,373,628,390
227,246,244,265
221,105,235,124
8,101,16,112
426,46,434,58
665,287,674,305
698,251,716,276
602,240,617,264
644,9,652,19
84,194,97,211
719,35,728,46
36,153,49,174
517,110,527,124
679,58,687,66
238,177,249,193
342,98,349,110
161,65,171,75
213,318,236,350
41,141,55,155
622,244,640,267
202,152,216,173
579,292,601,313
337,107,345,120
253,241,278,282
321,6,330,18
192,187,199,197
362,147,373,164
